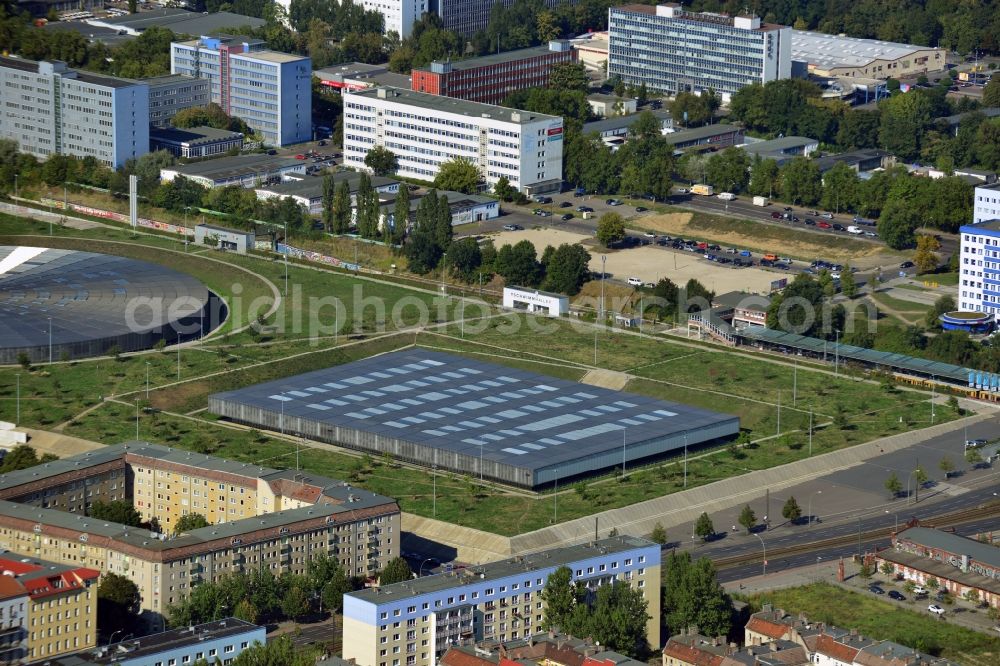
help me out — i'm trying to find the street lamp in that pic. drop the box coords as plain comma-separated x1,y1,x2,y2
808,490,821,527
886,509,898,533
283,221,289,297
600,255,607,321
754,532,766,576
621,427,627,478
145,362,151,399
15,374,20,426
418,558,436,577
134,399,140,440
834,329,841,376
47,317,52,364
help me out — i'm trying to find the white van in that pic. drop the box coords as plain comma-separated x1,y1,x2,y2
627,277,643,286
718,192,736,201
847,225,862,234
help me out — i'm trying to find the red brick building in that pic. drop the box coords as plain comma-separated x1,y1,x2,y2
411,41,576,104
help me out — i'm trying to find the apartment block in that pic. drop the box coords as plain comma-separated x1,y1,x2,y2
0,556,99,662
144,74,211,128
0,442,400,624
437,0,582,38
40,618,264,666
411,42,575,105
0,575,28,664
342,536,661,666
171,36,311,146
343,87,563,194
973,182,1000,224
608,4,791,100
958,218,1000,316
0,56,149,168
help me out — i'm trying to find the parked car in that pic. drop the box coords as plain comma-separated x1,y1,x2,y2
965,438,989,449
643,231,656,238
900,261,915,268
627,277,643,286
888,591,906,601
676,188,690,194
771,212,783,219
636,206,648,212
869,585,885,595
804,218,816,226
577,206,594,212
537,210,552,217
574,187,587,196
928,604,945,615
561,213,573,220
534,195,552,204
783,207,793,212
607,199,623,206
502,224,523,231
559,201,572,208
817,221,832,229
820,212,834,219
832,223,846,231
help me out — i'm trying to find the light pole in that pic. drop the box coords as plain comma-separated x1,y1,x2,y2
600,255,607,321
479,442,484,482
793,359,797,405
108,629,124,647
47,317,52,364
621,427,627,478
432,463,437,518
145,362,150,399
13,174,17,198
808,410,813,456
808,490,821,527
283,221,289,297
885,509,898,533
418,558,436,577
134,399,140,440
857,516,862,557
683,432,688,488
754,532,766,576
15,374,20,425
834,329,840,376
930,376,936,422
177,342,181,380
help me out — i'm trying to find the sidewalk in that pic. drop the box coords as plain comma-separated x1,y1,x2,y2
724,559,1000,636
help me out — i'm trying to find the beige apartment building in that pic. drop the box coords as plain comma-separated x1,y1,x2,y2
343,536,661,666
0,442,400,623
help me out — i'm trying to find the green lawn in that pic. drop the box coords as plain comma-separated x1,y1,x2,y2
747,583,1000,665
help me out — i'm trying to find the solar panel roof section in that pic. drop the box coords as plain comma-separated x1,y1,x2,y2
210,350,740,487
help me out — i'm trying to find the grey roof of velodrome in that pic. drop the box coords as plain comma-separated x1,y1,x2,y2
0,246,208,349
210,350,738,473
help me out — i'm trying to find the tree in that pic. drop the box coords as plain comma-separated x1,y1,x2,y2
542,244,591,295
879,92,933,161
322,173,336,231
433,157,480,194
738,504,757,534
128,0,137,13
391,184,410,244
841,265,858,298
649,522,667,545
984,77,1000,107
355,173,380,239
332,180,351,234
446,237,482,282
669,91,715,126
364,146,398,176
174,513,209,533
17,352,31,371
233,635,315,666
493,176,516,202
859,561,874,580
820,162,860,214
885,472,902,499
495,240,541,286
780,157,822,205
0,444,52,473
89,500,143,527
965,448,983,467
662,552,732,638
878,199,919,249
926,294,957,328
705,148,750,193
596,212,626,247
379,557,413,586
98,572,140,636
694,512,714,541
434,192,454,252
280,584,310,621
914,234,941,274
749,157,780,198
171,103,248,134
782,496,802,523
586,579,650,657
548,62,588,92
938,456,954,478
541,565,576,630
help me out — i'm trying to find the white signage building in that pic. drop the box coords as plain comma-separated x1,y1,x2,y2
503,287,569,316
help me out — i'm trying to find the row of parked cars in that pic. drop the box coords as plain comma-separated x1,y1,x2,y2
868,583,949,615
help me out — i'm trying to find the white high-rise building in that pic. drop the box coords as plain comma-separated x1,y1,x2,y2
171,35,311,146
959,183,1000,316
343,87,563,195
608,3,792,101
274,0,427,37
0,56,148,168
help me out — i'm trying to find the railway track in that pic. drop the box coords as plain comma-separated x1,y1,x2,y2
703,501,1000,570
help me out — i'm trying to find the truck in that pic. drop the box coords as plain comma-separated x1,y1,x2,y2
691,184,714,196
753,196,769,207
717,192,736,201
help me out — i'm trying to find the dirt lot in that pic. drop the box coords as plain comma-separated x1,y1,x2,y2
490,228,781,295
636,211,899,266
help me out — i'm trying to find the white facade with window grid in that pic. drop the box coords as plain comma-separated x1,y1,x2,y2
608,4,791,100
959,219,1000,318
343,87,563,194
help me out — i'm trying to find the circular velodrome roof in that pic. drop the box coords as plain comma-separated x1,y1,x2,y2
0,246,210,363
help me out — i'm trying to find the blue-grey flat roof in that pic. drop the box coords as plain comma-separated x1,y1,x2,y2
209,349,739,485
